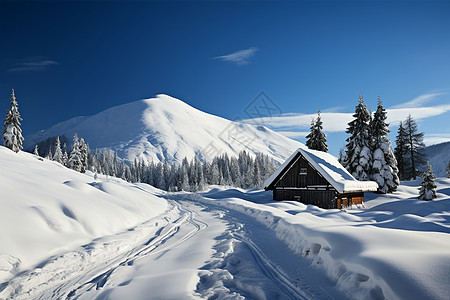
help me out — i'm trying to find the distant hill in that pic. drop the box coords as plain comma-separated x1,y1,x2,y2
25,94,304,164
425,141,450,177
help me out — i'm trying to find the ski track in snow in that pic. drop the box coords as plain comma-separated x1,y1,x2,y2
0,190,329,300
0,199,204,299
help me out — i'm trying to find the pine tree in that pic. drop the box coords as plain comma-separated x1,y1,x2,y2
33,144,40,156
419,162,437,200
62,143,68,166
53,136,63,164
394,122,408,181
2,89,24,152
370,97,399,193
447,161,450,178
403,115,426,180
305,110,328,152
46,148,53,160
343,93,372,180
79,138,88,173
68,132,82,172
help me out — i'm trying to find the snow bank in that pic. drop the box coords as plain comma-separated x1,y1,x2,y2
0,147,168,282
189,183,450,300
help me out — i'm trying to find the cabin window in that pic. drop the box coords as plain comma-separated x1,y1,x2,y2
299,168,307,175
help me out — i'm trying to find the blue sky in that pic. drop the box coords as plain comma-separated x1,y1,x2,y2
1,1,450,156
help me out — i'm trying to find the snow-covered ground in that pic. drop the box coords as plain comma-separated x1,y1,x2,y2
1,147,449,299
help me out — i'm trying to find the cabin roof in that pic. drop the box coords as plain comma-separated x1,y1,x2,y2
264,148,378,193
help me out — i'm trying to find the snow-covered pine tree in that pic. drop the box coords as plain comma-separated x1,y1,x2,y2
2,89,24,152
342,93,372,180
370,97,399,193
68,132,82,172
305,110,328,152
46,148,53,160
154,162,165,190
79,138,88,173
62,143,68,166
180,158,190,191
419,162,437,200
394,122,408,181
33,144,39,156
53,136,63,164
447,161,450,178
403,115,426,180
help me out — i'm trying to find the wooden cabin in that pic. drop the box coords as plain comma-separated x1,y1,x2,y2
264,148,378,209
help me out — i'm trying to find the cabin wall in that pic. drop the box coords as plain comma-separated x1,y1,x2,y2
274,154,330,188
273,153,339,209
273,188,338,209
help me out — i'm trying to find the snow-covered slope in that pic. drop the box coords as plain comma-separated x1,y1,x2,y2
25,94,303,164
425,141,450,177
0,146,168,283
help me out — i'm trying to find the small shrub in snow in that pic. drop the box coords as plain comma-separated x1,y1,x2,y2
419,162,437,200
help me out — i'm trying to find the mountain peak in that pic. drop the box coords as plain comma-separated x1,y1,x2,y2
25,95,303,164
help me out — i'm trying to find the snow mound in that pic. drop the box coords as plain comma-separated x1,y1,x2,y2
25,94,303,164
0,146,168,283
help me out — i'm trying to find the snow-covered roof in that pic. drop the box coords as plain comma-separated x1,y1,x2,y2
264,148,378,193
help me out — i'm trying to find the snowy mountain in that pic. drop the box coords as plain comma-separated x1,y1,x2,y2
425,141,450,177
25,94,303,164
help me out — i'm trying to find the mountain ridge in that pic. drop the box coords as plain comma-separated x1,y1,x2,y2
25,94,304,164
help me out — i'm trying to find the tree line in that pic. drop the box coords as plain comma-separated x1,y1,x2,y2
36,133,277,191
305,93,436,199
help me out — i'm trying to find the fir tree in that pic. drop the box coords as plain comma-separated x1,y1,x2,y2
305,110,328,152
403,115,426,180
79,138,88,173
394,122,408,181
33,144,40,156
343,93,372,180
62,150,68,166
419,162,437,200
370,97,399,193
46,148,53,160
2,89,24,152
68,132,82,172
53,136,63,164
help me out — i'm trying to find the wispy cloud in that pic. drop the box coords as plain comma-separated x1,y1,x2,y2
7,57,58,72
214,47,258,65
243,92,450,144
391,92,444,108
423,133,450,146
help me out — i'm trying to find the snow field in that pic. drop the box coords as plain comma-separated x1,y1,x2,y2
1,147,449,299
190,184,450,300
